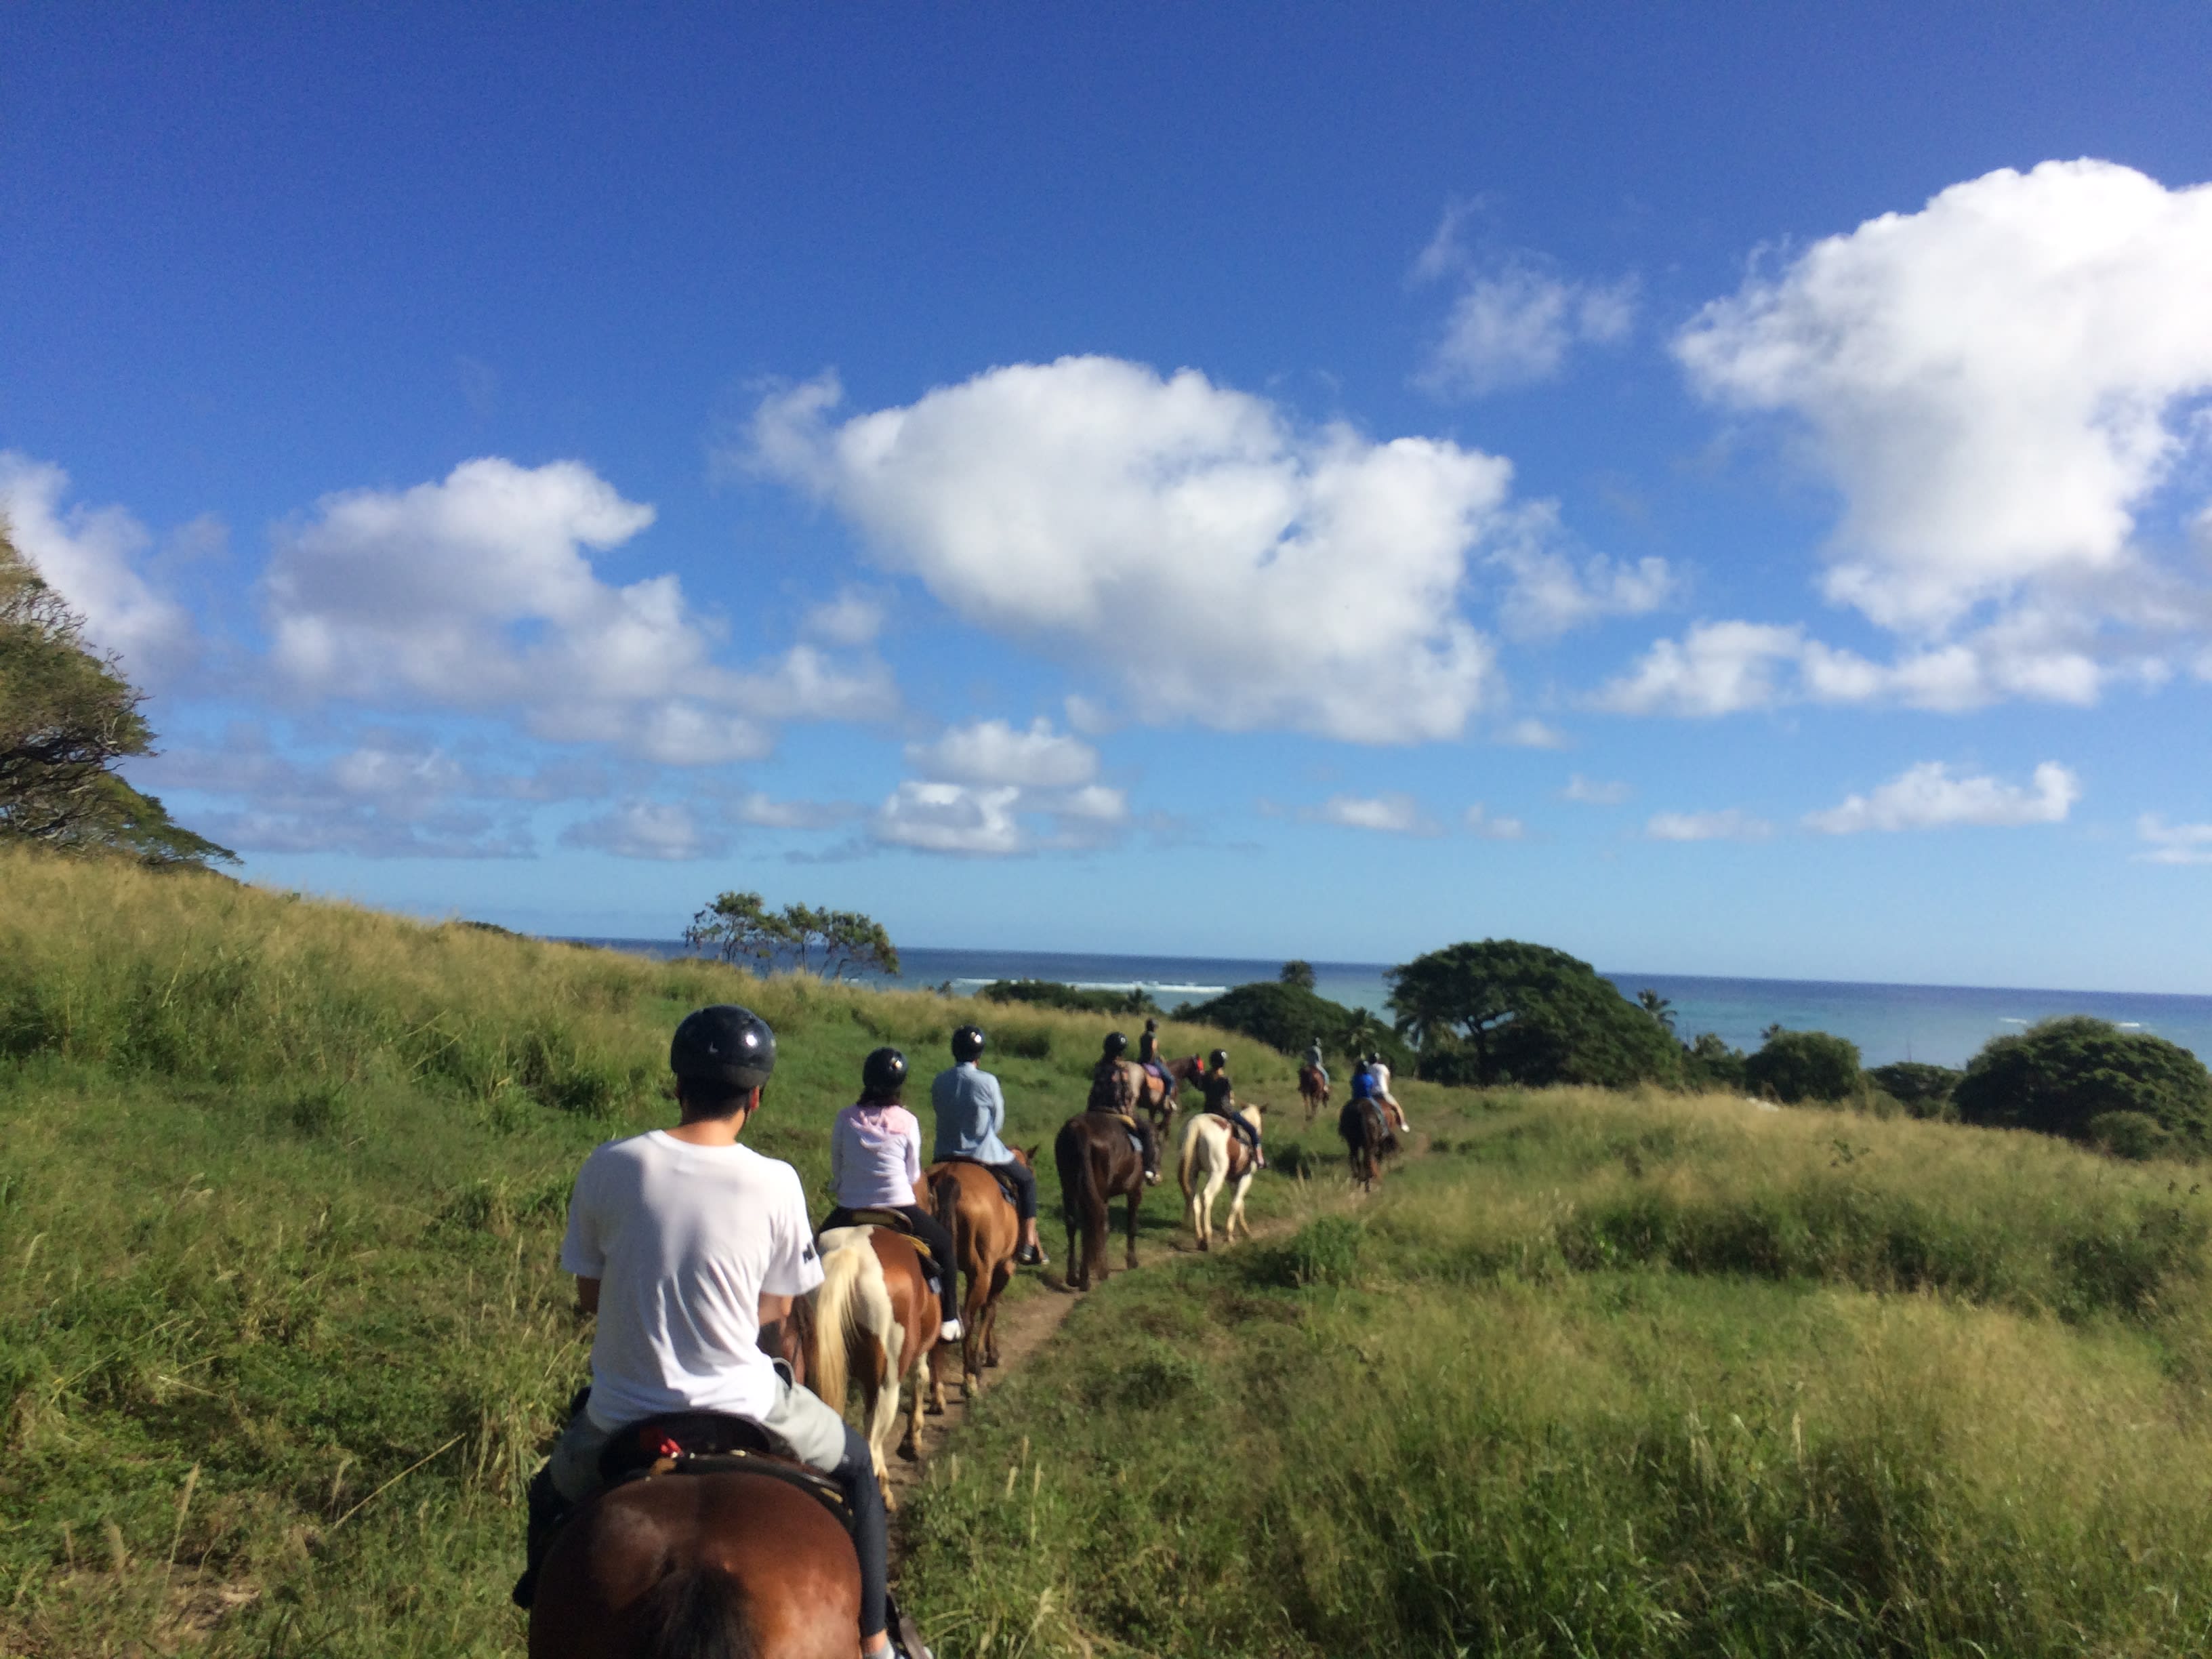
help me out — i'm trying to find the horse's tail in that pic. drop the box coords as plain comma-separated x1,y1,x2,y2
1054,1121,1103,1279
636,1563,757,1659
929,1166,962,1243
810,1233,869,1414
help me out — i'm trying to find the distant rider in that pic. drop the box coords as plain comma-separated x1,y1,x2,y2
1200,1047,1265,1169
1088,1031,1160,1183
821,1047,963,1343
514,1004,912,1659
1366,1050,1412,1134
932,1024,1048,1267
1301,1036,1329,1092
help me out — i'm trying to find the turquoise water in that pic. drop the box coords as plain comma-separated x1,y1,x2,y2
574,941,2212,1070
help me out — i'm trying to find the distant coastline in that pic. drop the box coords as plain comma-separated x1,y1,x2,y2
566,939,2212,1070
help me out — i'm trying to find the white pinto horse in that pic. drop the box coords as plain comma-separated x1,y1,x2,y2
808,1225,936,1503
1179,1099,1266,1251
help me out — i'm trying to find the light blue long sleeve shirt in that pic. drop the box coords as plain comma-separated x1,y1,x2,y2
931,1062,1010,1163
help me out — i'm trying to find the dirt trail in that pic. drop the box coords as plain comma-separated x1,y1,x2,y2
883,1126,1425,1525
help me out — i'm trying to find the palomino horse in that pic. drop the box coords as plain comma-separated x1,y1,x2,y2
1130,1053,1201,1139
1179,1099,1266,1250
811,1226,937,1504
1338,1097,1397,1192
529,1471,859,1658
922,1147,1037,1404
1054,1111,1150,1290
1297,1062,1330,1124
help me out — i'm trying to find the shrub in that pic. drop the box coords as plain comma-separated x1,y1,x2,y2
1683,1031,1748,1092
1178,981,1413,1071
1869,1061,1962,1119
1745,1029,1861,1104
2089,1111,2173,1161
1955,1017,2212,1149
979,979,1159,1016
1269,1215,1364,1286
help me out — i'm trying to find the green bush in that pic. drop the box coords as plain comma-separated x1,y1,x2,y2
1869,1060,1962,1118
1744,1028,1861,1103
980,978,1159,1016
1179,981,1413,1071
2089,1111,2173,1161
1682,1031,1747,1091
1389,940,1683,1090
1269,1214,1365,1286
1955,1016,2212,1149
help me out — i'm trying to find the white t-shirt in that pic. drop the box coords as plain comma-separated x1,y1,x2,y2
560,1130,825,1429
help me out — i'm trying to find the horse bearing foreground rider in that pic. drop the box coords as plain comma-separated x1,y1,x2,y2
516,1005,923,1659
809,1219,939,1504
1056,1032,1159,1290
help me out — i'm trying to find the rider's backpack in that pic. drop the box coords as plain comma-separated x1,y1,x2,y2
1087,1061,1130,1116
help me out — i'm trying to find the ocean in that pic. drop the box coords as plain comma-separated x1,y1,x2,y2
570,941,2212,1071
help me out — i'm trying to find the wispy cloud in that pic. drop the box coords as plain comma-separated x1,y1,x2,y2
2137,814,2212,865
1646,808,1771,842
1303,792,1441,836
1563,773,1632,806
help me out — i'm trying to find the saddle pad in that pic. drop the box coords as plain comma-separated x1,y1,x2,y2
823,1212,940,1272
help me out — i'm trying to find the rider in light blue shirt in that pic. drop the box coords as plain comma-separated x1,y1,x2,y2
930,1025,1046,1265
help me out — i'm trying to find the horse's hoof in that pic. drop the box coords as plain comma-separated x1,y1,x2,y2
925,1402,944,1416
984,1355,1000,1369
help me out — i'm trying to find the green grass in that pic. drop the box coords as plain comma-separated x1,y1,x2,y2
899,1092,2212,1658
10,846,2212,1656
0,848,1330,1656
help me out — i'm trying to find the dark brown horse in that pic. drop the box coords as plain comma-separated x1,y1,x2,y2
923,1147,1036,1404
529,1470,859,1658
1339,1097,1397,1192
1054,1111,1149,1290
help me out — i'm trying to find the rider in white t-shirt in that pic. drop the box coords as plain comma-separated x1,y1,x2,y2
513,1005,917,1659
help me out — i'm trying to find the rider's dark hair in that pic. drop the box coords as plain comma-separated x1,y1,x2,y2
676,1073,756,1120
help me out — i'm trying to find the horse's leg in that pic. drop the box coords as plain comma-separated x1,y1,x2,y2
1227,1172,1253,1244
960,1233,991,1399
983,1259,1012,1368
1087,1149,1113,1286
1124,1176,1142,1270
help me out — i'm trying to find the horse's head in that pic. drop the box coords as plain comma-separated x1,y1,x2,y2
1011,1144,1040,1169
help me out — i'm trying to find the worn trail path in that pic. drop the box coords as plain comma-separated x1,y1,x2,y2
883,1125,1427,1534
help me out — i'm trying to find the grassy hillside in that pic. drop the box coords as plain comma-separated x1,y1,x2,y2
902,1090,2212,1656
0,848,1348,1657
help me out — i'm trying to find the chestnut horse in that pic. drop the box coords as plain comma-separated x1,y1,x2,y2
923,1147,1036,1404
810,1226,937,1504
1178,1099,1266,1250
1130,1053,1202,1139
1339,1097,1397,1192
530,1470,859,1658
1054,1111,1149,1290
1297,1063,1330,1125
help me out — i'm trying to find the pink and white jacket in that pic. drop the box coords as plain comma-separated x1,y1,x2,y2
829,1101,923,1208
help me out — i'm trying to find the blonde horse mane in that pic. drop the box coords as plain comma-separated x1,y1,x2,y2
809,1227,895,1414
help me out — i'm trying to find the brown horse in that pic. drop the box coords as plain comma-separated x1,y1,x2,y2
1054,1111,1149,1290
1297,1062,1330,1125
529,1470,859,1658
1339,1097,1397,1192
923,1148,1036,1405
810,1225,938,1504
1130,1054,1202,1139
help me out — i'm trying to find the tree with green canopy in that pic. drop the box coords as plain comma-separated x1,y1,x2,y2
684,891,899,979
1743,1028,1862,1104
1278,960,1317,990
1386,939,1681,1088
0,520,234,871
1954,1016,2211,1150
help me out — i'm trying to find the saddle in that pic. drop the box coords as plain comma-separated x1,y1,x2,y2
596,1411,853,1532
822,1209,943,1275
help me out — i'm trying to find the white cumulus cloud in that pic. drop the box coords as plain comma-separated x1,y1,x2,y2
264,457,894,762
1417,247,1638,396
560,800,727,861
2137,814,2212,865
1303,793,1441,836
1464,803,1526,840
1678,159,2212,639
1563,773,1633,806
1646,808,1773,842
1804,761,2081,834
904,717,1099,789
872,781,1025,856
747,357,1515,744
1,451,198,683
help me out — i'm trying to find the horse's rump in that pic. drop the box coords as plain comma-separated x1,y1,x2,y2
531,1469,859,1659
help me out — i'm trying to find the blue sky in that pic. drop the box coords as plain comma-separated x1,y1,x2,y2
7,3,2212,990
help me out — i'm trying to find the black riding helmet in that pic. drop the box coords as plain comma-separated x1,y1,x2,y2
1208,1047,1229,1071
951,1025,985,1062
861,1046,907,1098
670,1004,777,1091
1102,1031,1128,1059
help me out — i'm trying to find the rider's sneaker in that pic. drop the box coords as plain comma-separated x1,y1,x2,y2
1143,1167,1162,1185
939,1318,964,1344
1016,1244,1048,1267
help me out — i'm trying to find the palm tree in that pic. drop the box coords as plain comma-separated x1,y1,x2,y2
1637,989,1676,1033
